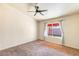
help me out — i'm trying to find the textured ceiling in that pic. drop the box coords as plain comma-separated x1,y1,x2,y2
27,3,79,20
9,3,79,20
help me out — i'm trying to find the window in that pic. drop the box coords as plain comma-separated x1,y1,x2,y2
48,24,53,36
52,23,61,37
44,22,63,38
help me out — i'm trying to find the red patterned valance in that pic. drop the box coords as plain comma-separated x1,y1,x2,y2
48,24,52,26
53,23,59,26
48,23,59,26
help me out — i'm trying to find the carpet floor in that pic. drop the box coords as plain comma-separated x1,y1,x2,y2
0,40,68,56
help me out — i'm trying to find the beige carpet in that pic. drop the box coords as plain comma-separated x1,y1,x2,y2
0,40,68,56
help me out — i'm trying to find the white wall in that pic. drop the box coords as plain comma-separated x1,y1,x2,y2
0,4,37,50
38,14,79,49
63,14,79,49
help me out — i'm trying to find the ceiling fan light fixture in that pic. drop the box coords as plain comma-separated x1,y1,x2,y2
27,3,48,16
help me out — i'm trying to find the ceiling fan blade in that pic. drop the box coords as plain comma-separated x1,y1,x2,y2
27,11,35,12
40,10,47,12
39,12,44,15
34,12,37,16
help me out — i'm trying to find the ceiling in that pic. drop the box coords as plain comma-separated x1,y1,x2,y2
9,3,79,21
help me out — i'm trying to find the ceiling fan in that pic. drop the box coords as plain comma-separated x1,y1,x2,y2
28,3,48,16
